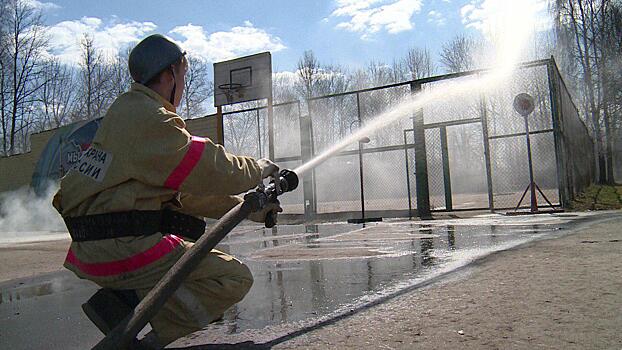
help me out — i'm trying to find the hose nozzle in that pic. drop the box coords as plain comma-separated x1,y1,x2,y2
266,169,299,198
263,169,299,228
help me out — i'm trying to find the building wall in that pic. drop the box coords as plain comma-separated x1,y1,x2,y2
0,130,56,193
185,115,222,142
0,114,221,194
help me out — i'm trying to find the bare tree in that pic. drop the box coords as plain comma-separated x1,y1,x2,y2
598,1,622,183
107,47,132,96
362,60,406,143
316,63,350,95
403,47,436,80
366,60,393,87
78,34,110,120
295,50,356,150
554,0,622,183
223,110,259,156
36,58,76,129
180,55,212,119
1,0,47,155
349,68,370,90
0,0,9,155
440,35,480,73
272,72,298,103
296,50,321,99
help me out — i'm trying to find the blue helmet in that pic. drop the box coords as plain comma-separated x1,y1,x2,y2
128,34,186,85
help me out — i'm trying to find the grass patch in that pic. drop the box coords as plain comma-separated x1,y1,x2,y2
571,184,622,211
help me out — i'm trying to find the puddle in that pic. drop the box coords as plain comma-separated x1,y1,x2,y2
0,273,86,305
210,219,571,333
0,220,569,312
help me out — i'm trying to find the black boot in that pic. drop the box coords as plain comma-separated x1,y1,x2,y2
81,288,140,334
83,288,163,349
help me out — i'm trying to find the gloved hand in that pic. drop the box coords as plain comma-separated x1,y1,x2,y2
257,158,279,179
248,201,283,224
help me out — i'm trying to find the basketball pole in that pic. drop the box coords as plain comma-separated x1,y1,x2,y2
267,76,275,160
216,106,224,145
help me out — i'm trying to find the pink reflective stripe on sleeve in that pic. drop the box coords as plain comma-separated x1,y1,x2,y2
164,136,206,190
64,235,184,277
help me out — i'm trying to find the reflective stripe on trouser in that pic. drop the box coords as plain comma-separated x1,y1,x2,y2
134,248,253,346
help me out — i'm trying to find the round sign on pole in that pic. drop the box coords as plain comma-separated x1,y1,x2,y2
513,93,535,117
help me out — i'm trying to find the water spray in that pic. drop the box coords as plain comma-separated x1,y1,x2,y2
293,74,492,177
292,0,542,178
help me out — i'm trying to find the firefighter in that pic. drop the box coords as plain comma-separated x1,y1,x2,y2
53,34,281,348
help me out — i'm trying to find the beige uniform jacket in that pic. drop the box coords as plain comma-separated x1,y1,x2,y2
53,83,262,288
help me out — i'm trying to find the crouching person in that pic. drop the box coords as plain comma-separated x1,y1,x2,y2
52,34,281,348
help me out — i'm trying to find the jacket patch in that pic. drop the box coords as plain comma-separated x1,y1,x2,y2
73,146,112,182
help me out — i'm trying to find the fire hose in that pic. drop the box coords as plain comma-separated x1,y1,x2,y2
91,169,298,350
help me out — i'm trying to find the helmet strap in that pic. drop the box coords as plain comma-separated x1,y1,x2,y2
169,67,176,106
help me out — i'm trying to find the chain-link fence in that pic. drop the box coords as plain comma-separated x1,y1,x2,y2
615,127,622,183
548,63,596,200
222,58,594,220
223,101,302,159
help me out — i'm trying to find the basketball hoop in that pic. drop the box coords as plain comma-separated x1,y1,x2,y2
213,52,271,107
218,83,243,105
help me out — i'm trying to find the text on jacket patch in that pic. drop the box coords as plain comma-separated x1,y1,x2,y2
73,146,112,182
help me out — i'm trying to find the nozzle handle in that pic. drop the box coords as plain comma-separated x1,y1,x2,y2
265,212,277,228
262,169,298,228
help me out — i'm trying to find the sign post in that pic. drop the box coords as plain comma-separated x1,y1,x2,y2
514,93,538,212
509,93,559,214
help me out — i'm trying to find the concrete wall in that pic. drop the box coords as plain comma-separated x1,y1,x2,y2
0,114,221,194
185,114,222,143
0,130,56,193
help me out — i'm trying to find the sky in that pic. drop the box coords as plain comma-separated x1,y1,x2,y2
33,0,552,75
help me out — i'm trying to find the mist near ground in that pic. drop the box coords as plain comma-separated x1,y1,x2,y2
0,183,66,240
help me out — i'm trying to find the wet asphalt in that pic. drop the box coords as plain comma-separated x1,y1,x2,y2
0,212,608,349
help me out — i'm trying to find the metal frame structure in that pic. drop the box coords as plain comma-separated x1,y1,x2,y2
221,57,594,221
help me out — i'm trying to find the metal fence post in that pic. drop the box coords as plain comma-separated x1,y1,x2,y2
256,109,263,158
299,113,317,221
355,93,366,221
267,96,275,160
479,91,495,212
410,82,431,219
439,126,453,211
404,129,414,218
546,57,570,207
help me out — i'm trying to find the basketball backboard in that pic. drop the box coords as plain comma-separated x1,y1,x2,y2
213,52,272,107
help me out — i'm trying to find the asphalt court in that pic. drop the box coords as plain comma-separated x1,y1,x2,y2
0,211,609,349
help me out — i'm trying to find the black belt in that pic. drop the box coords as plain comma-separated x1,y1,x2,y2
64,210,206,242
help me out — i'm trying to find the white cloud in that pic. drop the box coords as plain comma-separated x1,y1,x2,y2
44,17,157,65
43,18,285,66
27,0,61,10
427,10,446,26
169,22,286,62
460,0,552,36
331,0,423,39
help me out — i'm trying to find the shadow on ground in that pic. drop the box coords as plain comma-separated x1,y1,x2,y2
172,342,268,349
